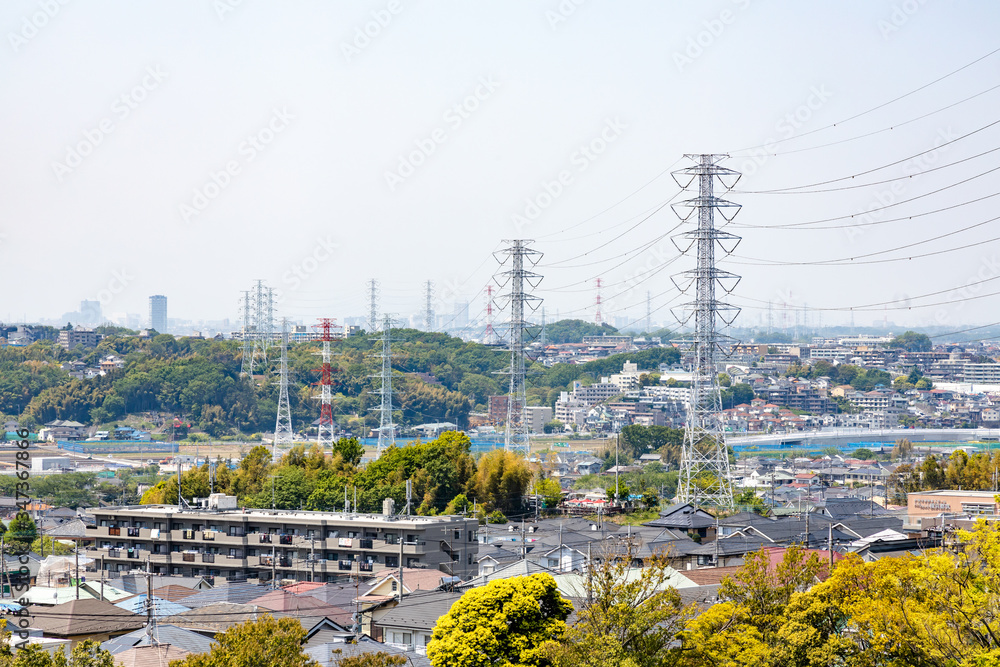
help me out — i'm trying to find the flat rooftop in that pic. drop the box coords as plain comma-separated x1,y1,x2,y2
93,504,469,524
909,490,999,499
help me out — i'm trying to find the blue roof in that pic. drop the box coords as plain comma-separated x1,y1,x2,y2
114,595,191,617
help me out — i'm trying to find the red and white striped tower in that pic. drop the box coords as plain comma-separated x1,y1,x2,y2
313,318,338,448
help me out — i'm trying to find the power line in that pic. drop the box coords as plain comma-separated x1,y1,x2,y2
729,46,1000,155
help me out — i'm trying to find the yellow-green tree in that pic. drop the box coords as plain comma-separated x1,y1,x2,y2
678,546,822,667
169,615,317,667
471,448,533,514
428,573,572,667
547,547,693,667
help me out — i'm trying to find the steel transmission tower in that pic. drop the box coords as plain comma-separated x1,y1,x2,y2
367,279,380,333
424,281,434,331
240,290,254,376
670,154,742,508
370,314,397,456
313,318,338,448
250,280,274,369
273,318,293,457
495,240,543,455
594,278,603,325
484,284,496,344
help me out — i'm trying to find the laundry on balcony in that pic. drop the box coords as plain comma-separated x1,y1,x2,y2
259,534,272,543
279,535,293,545
182,530,195,539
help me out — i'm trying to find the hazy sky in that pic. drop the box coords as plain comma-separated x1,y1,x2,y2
2,1,999,333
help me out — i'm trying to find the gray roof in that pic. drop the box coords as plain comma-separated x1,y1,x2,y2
179,582,270,608
301,584,360,609
100,623,215,656
374,590,462,632
109,575,210,595
644,503,716,530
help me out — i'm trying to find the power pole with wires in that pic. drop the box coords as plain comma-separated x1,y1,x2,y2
672,154,741,509
494,239,543,455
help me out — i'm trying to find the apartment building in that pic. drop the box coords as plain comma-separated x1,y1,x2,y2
88,496,479,583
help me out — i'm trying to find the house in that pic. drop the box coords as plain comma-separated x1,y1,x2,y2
30,598,144,646
476,543,521,576
37,420,87,441
643,503,717,539
100,624,215,656
370,590,463,653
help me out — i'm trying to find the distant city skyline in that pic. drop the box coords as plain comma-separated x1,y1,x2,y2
3,2,998,331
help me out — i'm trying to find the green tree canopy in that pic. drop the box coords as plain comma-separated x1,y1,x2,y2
428,573,572,667
170,615,317,667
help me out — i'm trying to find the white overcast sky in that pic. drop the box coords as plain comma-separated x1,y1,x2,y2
2,0,999,332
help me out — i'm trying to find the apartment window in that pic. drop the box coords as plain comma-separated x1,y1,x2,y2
171,523,182,531
229,526,241,536
469,531,475,542
406,558,420,567
454,530,461,540
347,531,358,539
229,548,239,558
328,530,339,538
248,548,257,557
154,522,164,530
385,555,398,568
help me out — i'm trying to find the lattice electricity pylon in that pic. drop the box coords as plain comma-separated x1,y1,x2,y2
493,240,543,455
249,280,273,370
368,314,398,456
273,318,294,458
594,278,603,325
239,290,254,376
367,279,380,333
670,153,742,509
484,284,497,345
424,280,434,331
312,318,340,448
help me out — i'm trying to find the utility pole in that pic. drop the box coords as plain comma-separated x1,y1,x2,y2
495,240,543,455
673,154,741,509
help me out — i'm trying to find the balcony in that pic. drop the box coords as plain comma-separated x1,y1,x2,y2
202,531,216,541
127,528,140,537
202,553,215,563
108,527,121,537
259,534,272,544
182,530,195,540
182,553,196,562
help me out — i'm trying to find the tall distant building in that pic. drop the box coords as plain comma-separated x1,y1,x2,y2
149,295,167,332
79,300,102,326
